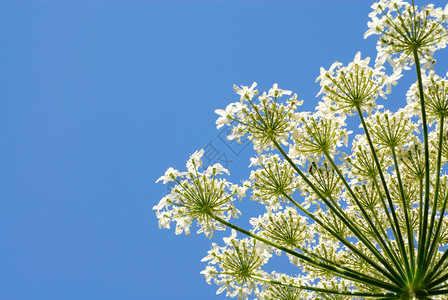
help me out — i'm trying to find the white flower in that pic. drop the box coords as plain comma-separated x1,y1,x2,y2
205,163,230,176
247,154,299,210
268,83,292,98
223,229,237,244
155,167,182,183
200,265,218,284
233,82,258,102
249,155,266,167
215,102,244,129
152,195,169,211
186,149,204,172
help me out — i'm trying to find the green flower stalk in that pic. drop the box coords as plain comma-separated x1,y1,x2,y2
154,1,448,299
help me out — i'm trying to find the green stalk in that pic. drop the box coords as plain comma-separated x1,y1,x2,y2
412,46,431,285
418,177,423,252
426,270,448,290
428,289,448,296
272,139,405,286
356,105,412,281
370,201,406,272
250,275,398,298
423,116,445,276
423,248,448,286
282,192,405,285
429,283,448,291
391,146,416,274
372,180,405,268
372,178,405,269
295,243,377,280
208,212,401,292
323,149,407,280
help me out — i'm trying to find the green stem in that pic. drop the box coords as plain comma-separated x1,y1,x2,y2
369,198,406,276
428,289,448,296
429,281,448,293
208,212,401,292
251,275,397,298
295,243,374,280
283,192,404,285
272,139,405,286
423,116,445,277
372,178,405,269
372,180,405,270
423,249,448,287
356,104,412,281
413,46,431,285
418,177,423,254
391,146,416,274
426,270,448,290
323,148,407,281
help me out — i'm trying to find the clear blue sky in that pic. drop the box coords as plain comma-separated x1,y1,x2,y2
1,1,446,300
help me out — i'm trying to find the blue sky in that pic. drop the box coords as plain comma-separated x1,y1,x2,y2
1,1,447,300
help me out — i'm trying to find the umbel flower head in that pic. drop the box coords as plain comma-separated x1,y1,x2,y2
245,154,299,211
256,272,309,300
250,207,310,251
215,83,303,154
155,0,448,299
365,0,448,72
201,230,271,300
290,112,351,160
154,150,245,238
407,71,448,123
316,51,396,116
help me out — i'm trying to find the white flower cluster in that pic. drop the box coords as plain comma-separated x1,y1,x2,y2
249,207,311,252
154,150,246,238
289,112,351,160
406,71,448,123
316,52,397,116
215,83,303,154
255,272,309,300
365,0,448,72
365,108,417,150
201,230,271,300
245,155,300,211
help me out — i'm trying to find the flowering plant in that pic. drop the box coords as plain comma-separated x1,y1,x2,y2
155,1,448,299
